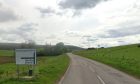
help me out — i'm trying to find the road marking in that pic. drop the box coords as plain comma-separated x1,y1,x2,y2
89,66,95,72
97,75,106,84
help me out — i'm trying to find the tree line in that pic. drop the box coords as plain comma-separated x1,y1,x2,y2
37,42,68,56
0,40,84,56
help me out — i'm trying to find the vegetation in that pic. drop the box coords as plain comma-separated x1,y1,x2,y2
0,42,84,56
0,50,14,56
0,54,69,84
40,42,68,56
0,41,38,50
37,42,84,56
74,44,140,78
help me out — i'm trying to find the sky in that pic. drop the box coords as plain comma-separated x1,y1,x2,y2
0,0,140,48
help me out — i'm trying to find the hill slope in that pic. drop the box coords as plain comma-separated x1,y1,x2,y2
74,44,140,78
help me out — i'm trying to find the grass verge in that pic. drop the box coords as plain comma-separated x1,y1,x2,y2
74,44,140,78
0,54,69,84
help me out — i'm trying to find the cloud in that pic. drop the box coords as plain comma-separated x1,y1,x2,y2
13,23,38,41
59,0,106,10
103,23,140,38
0,2,19,22
46,35,57,39
36,7,65,17
0,9,18,22
0,3,2,6
0,23,37,42
36,7,56,17
0,0,140,48
17,23,38,32
64,31,82,37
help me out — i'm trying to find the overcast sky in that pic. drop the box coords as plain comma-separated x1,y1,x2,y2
0,0,140,48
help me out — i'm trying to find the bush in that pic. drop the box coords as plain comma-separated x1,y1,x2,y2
137,44,140,47
37,51,46,56
37,42,68,56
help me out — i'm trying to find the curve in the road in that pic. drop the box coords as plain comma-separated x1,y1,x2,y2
59,53,140,84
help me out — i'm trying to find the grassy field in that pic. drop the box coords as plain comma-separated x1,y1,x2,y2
0,54,69,84
0,50,14,56
74,44,140,78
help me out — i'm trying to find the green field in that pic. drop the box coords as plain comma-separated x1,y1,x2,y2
0,50,14,56
0,54,69,84
74,44,140,78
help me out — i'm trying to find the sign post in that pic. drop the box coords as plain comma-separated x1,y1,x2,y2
15,49,36,78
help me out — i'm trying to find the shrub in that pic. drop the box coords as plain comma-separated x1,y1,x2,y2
137,44,140,47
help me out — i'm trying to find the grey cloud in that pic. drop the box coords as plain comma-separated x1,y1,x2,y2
72,10,81,17
36,7,64,17
0,9,18,22
87,38,98,42
104,25,140,38
82,35,92,38
82,35,98,46
0,23,37,42
0,2,19,22
132,1,140,9
36,7,55,14
14,23,37,40
118,40,126,43
55,12,64,16
46,35,57,39
65,31,82,37
0,3,2,6
59,0,106,10
36,7,56,17
2,34,18,41
16,23,38,32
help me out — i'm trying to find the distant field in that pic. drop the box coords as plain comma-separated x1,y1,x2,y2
0,50,14,56
0,54,69,84
75,44,140,78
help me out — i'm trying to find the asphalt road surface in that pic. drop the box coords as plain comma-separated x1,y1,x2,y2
59,53,140,84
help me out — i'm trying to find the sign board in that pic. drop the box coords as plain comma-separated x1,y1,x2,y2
15,49,36,65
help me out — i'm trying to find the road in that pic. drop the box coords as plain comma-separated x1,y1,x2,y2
59,53,140,84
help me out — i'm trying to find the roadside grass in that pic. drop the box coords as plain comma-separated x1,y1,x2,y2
74,44,140,78
0,50,14,56
0,54,69,84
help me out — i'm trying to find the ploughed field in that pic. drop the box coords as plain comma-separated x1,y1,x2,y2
0,56,14,64
0,50,14,64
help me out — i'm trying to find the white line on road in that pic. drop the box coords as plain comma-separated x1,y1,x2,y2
89,65,105,84
97,75,106,84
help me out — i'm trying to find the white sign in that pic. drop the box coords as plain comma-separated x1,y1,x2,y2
15,49,36,65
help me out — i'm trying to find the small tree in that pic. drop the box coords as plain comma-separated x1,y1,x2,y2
20,40,36,49
54,42,67,55
40,42,68,56
27,40,36,48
